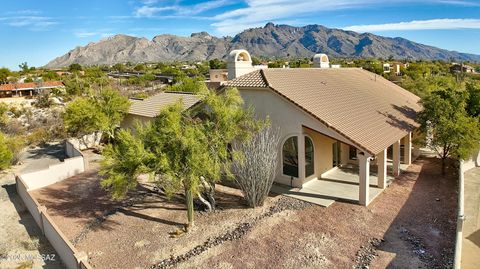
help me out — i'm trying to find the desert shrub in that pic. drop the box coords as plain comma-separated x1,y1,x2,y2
34,92,53,108
26,128,50,146
2,118,25,135
0,132,13,169
232,124,280,207
7,135,26,165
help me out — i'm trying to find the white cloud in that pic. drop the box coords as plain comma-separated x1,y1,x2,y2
437,0,480,6
134,6,177,17
1,16,57,30
344,18,480,32
134,0,230,17
74,31,98,38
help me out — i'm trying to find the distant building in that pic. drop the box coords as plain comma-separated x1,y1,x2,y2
384,62,408,76
209,69,228,83
0,81,64,98
450,63,476,73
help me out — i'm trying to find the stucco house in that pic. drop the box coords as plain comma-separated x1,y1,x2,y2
224,50,421,206
121,49,421,206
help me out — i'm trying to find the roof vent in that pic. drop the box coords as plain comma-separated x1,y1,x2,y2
313,54,330,68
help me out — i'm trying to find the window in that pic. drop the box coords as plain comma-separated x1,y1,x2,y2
283,136,298,177
305,136,314,177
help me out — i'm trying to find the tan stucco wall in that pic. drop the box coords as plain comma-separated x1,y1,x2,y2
238,88,357,187
304,128,335,180
121,114,153,130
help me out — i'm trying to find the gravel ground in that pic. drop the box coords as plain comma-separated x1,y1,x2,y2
29,156,457,269
0,144,66,269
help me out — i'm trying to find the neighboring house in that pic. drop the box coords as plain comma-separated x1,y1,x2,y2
0,81,64,98
121,91,201,129
225,49,421,206
450,63,476,73
384,62,407,75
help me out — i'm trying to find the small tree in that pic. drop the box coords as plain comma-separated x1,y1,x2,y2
0,132,13,170
69,63,83,72
95,88,130,141
63,89,129,142
101,87,259,229
63,97,108,139
418,88,480,174
232,124,280,207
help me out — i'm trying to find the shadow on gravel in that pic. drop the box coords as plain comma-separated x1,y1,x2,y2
377,157,457,268
22,143,66,161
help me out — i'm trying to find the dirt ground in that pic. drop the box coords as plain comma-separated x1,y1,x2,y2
0,144,66,269
29,156,457,269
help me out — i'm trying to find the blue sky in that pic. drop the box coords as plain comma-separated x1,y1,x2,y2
1,0,480,69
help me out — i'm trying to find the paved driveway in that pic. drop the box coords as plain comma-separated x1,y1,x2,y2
461,167,480,269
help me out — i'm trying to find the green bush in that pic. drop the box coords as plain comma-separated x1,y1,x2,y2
0,133,13,170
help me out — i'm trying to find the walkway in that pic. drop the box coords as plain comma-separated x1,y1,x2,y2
461,167,480,269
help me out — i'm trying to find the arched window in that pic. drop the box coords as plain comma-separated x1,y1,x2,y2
283,136,298,177
305,136,315,177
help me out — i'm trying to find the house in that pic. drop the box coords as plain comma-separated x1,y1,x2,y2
383,62,407,76
121,91,201,129
450,63,476,73
121,49,421,207
0,81,64,98
224,49,421,206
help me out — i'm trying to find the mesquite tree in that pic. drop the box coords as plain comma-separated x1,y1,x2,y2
232,124,280,207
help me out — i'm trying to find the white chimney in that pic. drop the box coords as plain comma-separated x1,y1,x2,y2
228,49,255,80
313,53,330,68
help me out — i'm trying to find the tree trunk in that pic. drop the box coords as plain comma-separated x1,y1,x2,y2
185,188,194,230
442,157,446,175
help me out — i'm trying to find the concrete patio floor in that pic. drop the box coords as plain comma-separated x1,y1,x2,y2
270,161,410,207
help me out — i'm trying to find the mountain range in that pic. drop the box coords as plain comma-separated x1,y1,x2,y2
45,22,480,68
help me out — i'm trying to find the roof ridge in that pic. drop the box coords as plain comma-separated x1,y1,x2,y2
259,69,270,87
164,91,200,95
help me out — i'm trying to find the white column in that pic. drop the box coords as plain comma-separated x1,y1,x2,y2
403,132,412,165
297,134,305,187
393,140,401,177
377,149,387,189
358,152,370,206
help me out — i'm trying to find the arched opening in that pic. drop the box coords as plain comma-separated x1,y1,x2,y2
282,136,298,177
321,55,328,62
236,52,250,62
305,136,315,177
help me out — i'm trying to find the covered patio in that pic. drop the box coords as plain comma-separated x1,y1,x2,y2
271,161,410,207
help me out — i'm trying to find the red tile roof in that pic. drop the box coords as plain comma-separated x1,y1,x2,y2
0,81,64,91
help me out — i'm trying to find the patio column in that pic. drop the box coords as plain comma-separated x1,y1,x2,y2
377,149,387,189
392,140,401,177
403,132,412,165
298,134,306,186
358,152,370,206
